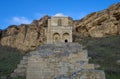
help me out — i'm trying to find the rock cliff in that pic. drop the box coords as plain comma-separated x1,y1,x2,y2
0,3,120,51
0,15,50,51
75,2,120,37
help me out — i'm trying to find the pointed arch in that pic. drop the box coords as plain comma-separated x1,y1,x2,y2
63,33,70,43
53,33,60,43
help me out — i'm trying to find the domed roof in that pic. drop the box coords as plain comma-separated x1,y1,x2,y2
54,13,67,17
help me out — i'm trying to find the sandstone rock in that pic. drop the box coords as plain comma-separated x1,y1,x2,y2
74,2,120,37
0,16,50,51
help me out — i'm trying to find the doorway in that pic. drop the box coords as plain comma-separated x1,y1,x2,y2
65,39,68,43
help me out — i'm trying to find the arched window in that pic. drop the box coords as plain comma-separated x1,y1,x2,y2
53,33,60,43
58,19,62,26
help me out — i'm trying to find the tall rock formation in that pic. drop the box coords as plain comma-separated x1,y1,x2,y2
0,15,50,51
75,2,120,37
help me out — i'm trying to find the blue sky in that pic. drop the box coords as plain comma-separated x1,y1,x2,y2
0,0,119,29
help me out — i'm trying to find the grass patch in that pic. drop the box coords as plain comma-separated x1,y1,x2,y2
0,45,23,78
12,76,26,79
105,71,120,79
78,35,120,79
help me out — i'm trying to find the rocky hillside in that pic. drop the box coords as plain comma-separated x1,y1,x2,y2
0,2,120,51
0,15,50,51
75,2,120,38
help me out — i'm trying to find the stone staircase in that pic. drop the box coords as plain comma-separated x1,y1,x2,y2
11,43,84,77
11,43,105,79
35,43,83,57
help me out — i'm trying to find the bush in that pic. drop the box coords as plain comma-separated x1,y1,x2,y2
0,45,23,77
12,76,26,79
78,35,120,79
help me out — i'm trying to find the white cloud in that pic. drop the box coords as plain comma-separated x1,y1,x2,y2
9,17,32,25
54,13,67,17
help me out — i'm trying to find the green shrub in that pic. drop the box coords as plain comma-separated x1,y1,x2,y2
0,45,23,77
12,76,26,79
78,35,120,79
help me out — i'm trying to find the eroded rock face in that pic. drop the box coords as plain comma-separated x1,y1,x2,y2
0,16,50,51
75,2,120,37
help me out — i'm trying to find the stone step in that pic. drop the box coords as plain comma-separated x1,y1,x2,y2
11,43,92,78
36,43,82,50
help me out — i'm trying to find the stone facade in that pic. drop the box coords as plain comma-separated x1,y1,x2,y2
46,16,72,44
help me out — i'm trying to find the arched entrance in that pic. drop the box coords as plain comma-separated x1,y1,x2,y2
53,33,60,43
63,33,70,43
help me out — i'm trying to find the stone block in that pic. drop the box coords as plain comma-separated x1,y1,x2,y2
82,64,95,69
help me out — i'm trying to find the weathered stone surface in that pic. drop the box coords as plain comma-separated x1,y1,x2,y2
23,43,105,79
74,2,120,38
55,70,105,79
0,16,50,51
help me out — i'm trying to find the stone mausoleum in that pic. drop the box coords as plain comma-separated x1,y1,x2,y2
11,14,106,79
46,15,72,44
